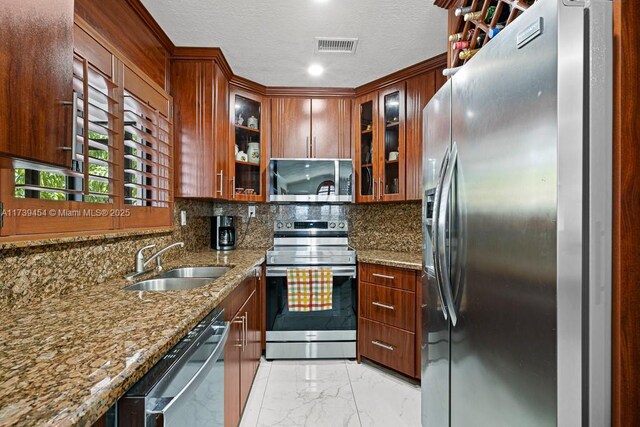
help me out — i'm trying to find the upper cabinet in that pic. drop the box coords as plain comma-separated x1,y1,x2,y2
0,0,75,167
271,97,351,159
355,84,406,203
172,58,229,198
230,88,268,202
405,67,447,201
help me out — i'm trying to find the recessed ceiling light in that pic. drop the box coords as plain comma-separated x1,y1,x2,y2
308,64,324,77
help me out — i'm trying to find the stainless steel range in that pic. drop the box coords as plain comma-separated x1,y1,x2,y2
265,220,357,359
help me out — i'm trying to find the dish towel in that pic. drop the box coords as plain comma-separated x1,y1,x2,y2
287,268,333,312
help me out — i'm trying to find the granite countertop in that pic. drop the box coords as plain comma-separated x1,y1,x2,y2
0,249,265,426
356,250,422,271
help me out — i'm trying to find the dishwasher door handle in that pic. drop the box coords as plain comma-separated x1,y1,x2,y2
152,322,229,420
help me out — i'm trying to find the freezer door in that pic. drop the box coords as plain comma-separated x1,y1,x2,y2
421,80,451,427
449,0,560,425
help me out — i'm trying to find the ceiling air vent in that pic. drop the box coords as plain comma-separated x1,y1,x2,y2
315,37,359,54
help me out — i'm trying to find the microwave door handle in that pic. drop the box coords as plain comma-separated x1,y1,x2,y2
437,143,459,326
152,323,230,418
432,146,451,321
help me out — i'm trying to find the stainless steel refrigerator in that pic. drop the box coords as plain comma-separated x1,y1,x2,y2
421,0,612,426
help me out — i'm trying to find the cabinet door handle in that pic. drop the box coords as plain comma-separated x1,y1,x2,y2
378,178,383,200
306,137,310,158
233,317,244,348
372,301,395,310
243,311,248,349
61,92,79,162
313,136,317,158
217,170,224,196
372,273,396,280
371,340,394,351
232,176,236,199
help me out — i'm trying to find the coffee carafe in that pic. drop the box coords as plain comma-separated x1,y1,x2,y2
211,216,237,251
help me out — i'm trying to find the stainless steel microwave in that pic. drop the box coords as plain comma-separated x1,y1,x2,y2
269,158,353,203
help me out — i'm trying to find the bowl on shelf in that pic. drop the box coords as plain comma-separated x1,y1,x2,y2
235,188,244,194
245,189,255,195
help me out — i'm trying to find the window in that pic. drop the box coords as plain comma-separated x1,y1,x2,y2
13,55,117,204
123,92,171,208
0,26,173,238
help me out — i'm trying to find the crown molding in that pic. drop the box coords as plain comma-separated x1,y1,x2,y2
265,87,356,98
125,0,175,53
355,52,447,96
229,75,268,96
170,47,234,80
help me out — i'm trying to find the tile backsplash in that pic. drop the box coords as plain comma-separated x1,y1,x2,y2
0,200,421,307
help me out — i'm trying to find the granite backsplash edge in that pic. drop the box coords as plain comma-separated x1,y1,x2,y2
0,200,421,307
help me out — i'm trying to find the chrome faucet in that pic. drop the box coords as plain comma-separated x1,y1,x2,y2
125,242,185,281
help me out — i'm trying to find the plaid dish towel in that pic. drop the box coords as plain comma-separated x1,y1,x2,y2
287,268,333,312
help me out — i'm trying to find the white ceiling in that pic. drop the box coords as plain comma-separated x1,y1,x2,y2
141,0,448,88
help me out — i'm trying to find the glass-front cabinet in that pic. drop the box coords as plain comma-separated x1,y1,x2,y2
354,84,405,202
380,84,405,201
229,88,265,201
355,92,378,202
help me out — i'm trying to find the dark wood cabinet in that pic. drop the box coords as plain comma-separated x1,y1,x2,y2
229,87,268,202
0,0,75,167
271,97,351,159
224,268,262,427
271,98,310,158
357,263,420,378
171,56,229,198
405,66,447,201
354,84,406,202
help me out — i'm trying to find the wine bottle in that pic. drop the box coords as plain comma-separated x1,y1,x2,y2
463,11,483,22
454,5,473,17
488,24,504,38
449,32,472,42
453,40,471,50
484,6,496,23
476,33,486,45
459,48,480,60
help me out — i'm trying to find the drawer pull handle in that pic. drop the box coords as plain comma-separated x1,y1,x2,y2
371,340,394,351
372,301,395,310
372,273,396,280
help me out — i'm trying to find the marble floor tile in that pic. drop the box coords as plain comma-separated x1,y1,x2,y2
239,359,420,427
258,379,360,427
347,361,420,427
240,361,272,427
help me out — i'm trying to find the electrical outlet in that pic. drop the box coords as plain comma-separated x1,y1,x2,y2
248,205,256,218
180,210,187,226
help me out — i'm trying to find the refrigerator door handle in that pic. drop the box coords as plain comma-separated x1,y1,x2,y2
437,142,459,326
431,146,451,321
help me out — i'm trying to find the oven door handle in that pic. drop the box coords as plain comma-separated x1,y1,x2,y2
265,266,357,278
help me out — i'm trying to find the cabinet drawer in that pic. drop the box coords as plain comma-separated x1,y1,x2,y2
359,318,415,377
361,283,415,331
360,263,417,291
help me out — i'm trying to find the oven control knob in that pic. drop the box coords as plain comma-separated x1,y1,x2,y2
286,222,293,229
338,222,345,229
329,222,336,228
277,222,283,229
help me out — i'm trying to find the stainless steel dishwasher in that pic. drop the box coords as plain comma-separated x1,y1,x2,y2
118,308,229,426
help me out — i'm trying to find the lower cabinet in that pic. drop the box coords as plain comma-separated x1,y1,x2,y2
224,267,263,427
357,263,420,379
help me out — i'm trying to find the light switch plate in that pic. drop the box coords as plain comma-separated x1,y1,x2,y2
180,210,187,226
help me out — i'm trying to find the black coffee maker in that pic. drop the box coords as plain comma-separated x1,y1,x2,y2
211,216,237,251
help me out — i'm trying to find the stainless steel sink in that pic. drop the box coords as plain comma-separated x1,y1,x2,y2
124,277,214,292
156,266,230,279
